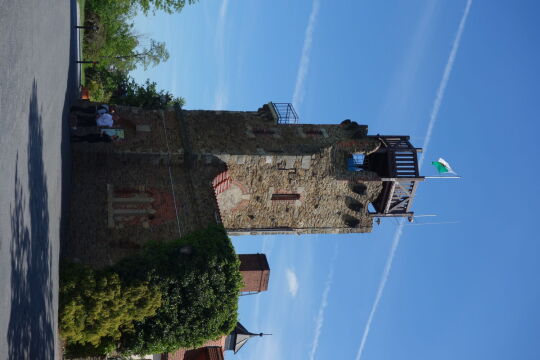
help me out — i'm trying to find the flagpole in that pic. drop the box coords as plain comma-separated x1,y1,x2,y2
425,176,461,179
406,221,460,226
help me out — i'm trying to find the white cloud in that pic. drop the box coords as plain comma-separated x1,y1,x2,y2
354,1,473,359
286,268,299,297
292,0,321,111
309,244,338,360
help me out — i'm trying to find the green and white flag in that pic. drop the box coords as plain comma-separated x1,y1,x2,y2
431,158,456,174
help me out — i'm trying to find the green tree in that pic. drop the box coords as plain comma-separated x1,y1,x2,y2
136,0,199,14
112,78,185,109
59,263,162,356
115,226,243,355
137,39,170,70
112,39,170,70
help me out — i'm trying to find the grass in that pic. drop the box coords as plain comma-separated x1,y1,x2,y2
76,0,86,85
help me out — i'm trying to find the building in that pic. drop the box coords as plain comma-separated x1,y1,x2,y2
66,102,423,267
65,101,425,358
239,254,270,294
163,322,267,360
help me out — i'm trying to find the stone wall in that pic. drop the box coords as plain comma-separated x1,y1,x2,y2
67,104,226,268
66,150,211,268
214,148,382,235
183,106,369,156
180,105,384,235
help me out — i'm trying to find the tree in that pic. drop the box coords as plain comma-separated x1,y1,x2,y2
112,78,185,109
136,0,199,14
114,226,243,355
137,39,170,70
113,39,170,70
59,263,162,357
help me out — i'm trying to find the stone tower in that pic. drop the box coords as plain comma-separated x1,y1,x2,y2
184,103,385,235
67,102,423,266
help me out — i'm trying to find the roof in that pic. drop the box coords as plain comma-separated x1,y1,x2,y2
224,322,264,354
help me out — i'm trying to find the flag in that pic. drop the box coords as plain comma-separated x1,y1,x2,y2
431,158,456,174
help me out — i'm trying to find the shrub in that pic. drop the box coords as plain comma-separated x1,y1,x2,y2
59,263,161,356
112,78,185,109
59,226,241,357
87,80,112,103
115,226,242,354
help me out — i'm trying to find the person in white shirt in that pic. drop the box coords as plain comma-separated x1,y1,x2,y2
72,106,117,128
96,113,114,127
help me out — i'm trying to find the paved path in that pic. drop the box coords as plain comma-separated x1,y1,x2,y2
0,0,78,358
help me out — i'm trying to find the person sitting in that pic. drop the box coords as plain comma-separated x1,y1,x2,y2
71,103,109,114
74,111,118,128
71,103,116,129
96,112,114,127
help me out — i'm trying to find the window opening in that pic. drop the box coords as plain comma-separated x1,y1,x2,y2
347,154,365,171
253,128,275,135
305,130,323,136
271,194,300,201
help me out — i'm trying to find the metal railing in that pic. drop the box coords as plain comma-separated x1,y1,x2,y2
271,102,299,124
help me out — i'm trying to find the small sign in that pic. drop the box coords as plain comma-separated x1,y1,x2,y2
101,128,125,139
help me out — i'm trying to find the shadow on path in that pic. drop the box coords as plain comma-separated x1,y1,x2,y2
60,0,79,256
9,81,55,359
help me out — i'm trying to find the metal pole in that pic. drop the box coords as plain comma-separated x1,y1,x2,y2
424,176,461,179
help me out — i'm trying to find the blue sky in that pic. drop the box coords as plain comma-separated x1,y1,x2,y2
132,1,540,359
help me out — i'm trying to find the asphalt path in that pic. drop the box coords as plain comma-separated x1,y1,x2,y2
0,0,78,358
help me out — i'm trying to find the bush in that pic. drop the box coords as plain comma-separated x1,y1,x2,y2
115,226,242,354
87,80,113,103
112,78,185,109
59,263,162,356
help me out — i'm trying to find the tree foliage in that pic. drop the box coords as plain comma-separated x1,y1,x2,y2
113,78,185,109
59,226,242,357
114,226,243,355
83,67,184,108
137,0,199,14
59,263,162,356
83,0,177,72
81,0,188,104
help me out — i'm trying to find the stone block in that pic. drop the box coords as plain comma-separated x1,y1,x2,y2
136,124,151,132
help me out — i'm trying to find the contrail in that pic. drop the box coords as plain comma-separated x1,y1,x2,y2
354,221,404,360
309,243,338,360
213,0,230,109
419,0,473,167
355,2,473,359
292,0,321,111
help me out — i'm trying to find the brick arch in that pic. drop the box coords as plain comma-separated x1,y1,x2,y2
212,171,250,214
212,170,232,195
